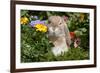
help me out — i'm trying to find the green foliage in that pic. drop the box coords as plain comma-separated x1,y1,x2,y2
21,25,54,62
21,10,29,17
21,25,89,63
67,13,89,50
21,10,89,62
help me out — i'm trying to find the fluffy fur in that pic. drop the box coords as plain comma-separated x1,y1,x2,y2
47,16,71,56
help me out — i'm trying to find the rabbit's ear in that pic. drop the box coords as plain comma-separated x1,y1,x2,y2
61,16,71,46
63,21,71,46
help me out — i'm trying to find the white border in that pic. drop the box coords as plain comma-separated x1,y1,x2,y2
16,4,94,69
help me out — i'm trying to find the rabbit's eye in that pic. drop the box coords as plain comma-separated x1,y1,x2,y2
48,21,51,24
59,22,62,25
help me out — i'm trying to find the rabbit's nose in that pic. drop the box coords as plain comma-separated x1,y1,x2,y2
52,28,55,31
53,31,55,35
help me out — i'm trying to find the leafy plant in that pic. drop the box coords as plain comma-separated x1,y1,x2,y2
21,10,89,62
21,25,54,62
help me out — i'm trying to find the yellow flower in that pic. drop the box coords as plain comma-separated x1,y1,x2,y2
34,24,47,32
20,17,29,25
80,13,85,22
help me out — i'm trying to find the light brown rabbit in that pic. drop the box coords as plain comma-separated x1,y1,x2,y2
47,16,71,56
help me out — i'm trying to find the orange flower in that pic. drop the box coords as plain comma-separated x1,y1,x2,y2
70,32,75,39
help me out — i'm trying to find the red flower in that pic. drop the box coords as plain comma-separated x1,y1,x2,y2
70,32,75,39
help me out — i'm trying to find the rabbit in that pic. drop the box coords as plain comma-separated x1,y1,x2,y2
47,16,71,56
